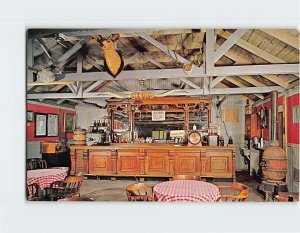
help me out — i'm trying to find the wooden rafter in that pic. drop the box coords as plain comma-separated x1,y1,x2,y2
261,29,299,50
217,30,299,78
217,43,292,89
225,77,264,99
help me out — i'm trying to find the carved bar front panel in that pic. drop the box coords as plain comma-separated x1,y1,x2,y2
117,149,140,175
89,150,113,175
145,149,170,176
202,149,233,179
174,150,201,175
69,145,236,180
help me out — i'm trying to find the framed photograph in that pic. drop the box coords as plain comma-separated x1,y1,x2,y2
27,111,34,122
35,113,47,137
47,114,58,136
64,113,75,133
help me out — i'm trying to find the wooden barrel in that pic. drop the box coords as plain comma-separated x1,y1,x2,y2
262,141,287,181
73,129,87,145
188,131,202,146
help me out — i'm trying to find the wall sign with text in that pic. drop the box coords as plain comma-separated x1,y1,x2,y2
152,111,165,121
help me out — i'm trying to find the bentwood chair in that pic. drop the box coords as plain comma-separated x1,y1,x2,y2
58,197,95,201
172,175,200,180
27,159,47,170
47,175,85,201
27,183,44,201
217,182,249,202
126,183,154,201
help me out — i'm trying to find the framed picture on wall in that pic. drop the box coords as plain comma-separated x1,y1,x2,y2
64,113,75,133
47,114,58,136
35,113,47,137
27,111,34,122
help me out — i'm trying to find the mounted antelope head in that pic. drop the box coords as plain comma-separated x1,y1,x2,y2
93,33,124,78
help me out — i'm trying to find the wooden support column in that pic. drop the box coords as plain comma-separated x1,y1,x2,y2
200,149,207,177
83,149,89,174
111,149,117,174
184,105,189,132
169,150,175,176
70,149,76,175
139,149,146,175
232,150,236,182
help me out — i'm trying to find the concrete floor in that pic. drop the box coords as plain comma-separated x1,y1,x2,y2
80,172,266,202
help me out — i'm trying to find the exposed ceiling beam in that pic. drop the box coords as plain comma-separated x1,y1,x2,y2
217,30,286,64
77,53,83,73
54,36,92,66
211,76,227,88
124,52,140,66
60,67,205,82
84,55,104,71
225,77,264,99
30,63,298,85
27,85,284,100
55,29,193,40
260,29,299,50
83,81,105,93
36,38,54,63
27,81,75,87
210,86,284,95
213,63,299,76
205,30,215,75
136,32,203,73
217,30,299,78
178,77,201,89
67,84,77,94
214,29,248,62
143,54,165,69
238,76,266,87
218,46,296,89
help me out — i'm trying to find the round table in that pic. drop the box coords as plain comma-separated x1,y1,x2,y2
27,168,68,191
153,180,221,202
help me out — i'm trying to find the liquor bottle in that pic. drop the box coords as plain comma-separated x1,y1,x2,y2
228,136,233,145
92,120,97,133
102,119,105,127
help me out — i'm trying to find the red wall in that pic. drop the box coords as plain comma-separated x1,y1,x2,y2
287,93,299,144
27,103,76,141
256,93,299,144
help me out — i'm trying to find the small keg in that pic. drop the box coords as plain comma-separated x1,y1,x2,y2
73,129,87,145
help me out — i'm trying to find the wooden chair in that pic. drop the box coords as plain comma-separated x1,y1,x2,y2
27,183,44,201
58,196,95,201
172,175,200,180
27,159,47,170
217,182,249,202
126,183,154,201
47,175,85,201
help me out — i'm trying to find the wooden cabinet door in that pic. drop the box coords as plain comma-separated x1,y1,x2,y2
74,149,88,174
174,150,201,175
201,150,233,178
89,150,113,175
145,150,169,176
117,149,140,175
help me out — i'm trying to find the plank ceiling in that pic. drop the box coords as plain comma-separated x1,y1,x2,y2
27,29,300,107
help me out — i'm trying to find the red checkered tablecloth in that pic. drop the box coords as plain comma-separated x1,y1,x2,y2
27,168,67,191
153,180,221,202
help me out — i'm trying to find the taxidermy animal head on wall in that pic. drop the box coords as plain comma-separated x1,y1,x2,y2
27,65,56,83
93,33,124,78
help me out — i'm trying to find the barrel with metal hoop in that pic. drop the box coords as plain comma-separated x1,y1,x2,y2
261,141,287,181
73,129,87,145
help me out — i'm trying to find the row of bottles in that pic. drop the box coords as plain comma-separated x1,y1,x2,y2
90,120,108,133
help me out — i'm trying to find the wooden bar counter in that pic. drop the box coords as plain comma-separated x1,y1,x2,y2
70,144,236,181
